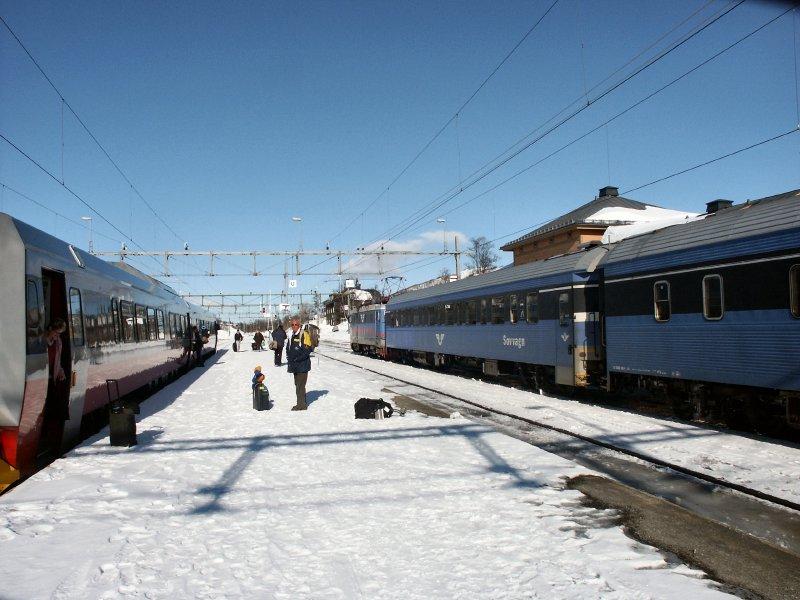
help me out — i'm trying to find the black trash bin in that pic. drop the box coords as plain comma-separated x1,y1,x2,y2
109,399,138,446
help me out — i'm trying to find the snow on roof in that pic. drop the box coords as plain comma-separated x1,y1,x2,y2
600,210,700,243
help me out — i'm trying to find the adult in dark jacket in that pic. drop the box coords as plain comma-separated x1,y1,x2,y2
253,330,264,351
286,317,312,411
271,323,287,366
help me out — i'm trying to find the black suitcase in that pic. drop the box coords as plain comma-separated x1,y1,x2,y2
233,341,239,352
251,342,259,351
253,385,271,411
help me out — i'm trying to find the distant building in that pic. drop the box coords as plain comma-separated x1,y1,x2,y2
500,186,695,266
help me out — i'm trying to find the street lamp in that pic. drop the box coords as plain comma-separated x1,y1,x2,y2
80,216,93,254
291,216,303,250
437,217,446,253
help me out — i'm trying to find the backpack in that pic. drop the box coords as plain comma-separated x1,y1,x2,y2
354,398,393,419
304,324,320,348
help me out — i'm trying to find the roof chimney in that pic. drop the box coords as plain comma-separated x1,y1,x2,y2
599,186,619,198
706,199,733,214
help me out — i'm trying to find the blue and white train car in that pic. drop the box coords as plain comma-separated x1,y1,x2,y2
349,303,387,357
385,245,608,388
602,190,800,427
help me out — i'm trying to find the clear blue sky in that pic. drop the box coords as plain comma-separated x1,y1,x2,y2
2,1,799,319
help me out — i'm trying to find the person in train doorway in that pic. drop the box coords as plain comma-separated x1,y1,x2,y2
271,322,287,366
253,330,265,352
286,317,312,411
234,329,243,352
181,326,194,359
193,325,206,367
44,319,69,420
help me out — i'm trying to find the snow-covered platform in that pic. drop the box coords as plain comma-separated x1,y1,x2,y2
0,337,748,599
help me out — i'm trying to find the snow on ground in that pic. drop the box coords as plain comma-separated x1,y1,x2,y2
0,335,735,599
314,331,800,506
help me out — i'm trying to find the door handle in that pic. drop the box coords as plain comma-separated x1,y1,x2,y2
71,370,77,388
567,345,573,355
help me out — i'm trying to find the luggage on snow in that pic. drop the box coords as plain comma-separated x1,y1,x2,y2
354,398,393,419
253,385,271,411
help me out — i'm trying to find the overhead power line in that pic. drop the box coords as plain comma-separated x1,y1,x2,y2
327,0,561,244
362,0,747,249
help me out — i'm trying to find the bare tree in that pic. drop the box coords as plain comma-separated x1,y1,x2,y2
439,267,451,283
466,236,498,274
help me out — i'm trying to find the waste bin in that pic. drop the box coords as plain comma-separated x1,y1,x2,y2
109,399,137,446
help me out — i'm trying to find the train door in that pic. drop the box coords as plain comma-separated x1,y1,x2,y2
37,269,71,460
554,289,575,386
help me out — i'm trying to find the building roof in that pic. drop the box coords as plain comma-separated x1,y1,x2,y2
500,186,673,251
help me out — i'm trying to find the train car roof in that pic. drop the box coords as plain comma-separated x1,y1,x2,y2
602,188,800,276
3,213,197,311
388,245,608,307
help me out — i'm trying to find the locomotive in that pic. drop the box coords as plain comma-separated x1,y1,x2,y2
353,189,800,434
0,214,219,490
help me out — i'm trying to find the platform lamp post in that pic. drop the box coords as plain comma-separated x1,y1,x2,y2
291,216,303,250
81,216,93,254
437,217,446,253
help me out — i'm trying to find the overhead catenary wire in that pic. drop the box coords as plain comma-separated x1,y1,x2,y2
359,0,747,250
0,14,216,290
327,0,561,244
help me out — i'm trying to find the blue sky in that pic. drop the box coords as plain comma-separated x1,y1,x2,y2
2,1,799,319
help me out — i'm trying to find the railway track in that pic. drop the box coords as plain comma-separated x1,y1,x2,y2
317,346,800,514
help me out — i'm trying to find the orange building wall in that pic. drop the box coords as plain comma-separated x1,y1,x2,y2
509,226,605,265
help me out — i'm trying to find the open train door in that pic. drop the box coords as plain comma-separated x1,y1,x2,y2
37,269,71,462
554,288,575,386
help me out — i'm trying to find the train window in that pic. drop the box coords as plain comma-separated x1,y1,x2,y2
654,281,671,322
427,305,434,326
791,265,800,318
69,288,85,346
444,303,454,325
702,275,724,320
120,301,134,341
135,305,147,340
454,302,463,325
558,292,571,326
26,279,43,354
111,299,120,342
509,294,518,324
526,292,539,323
146,308,158,341
413,309,420,327
491,297,505,324
480,298,488,324
467,300,477,325
156,310,166,340
436,304,444,325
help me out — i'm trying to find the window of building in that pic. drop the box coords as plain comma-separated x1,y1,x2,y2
653,281,671,321
790,265,799,318
26,279,43,354
467,300,477,325
157,310,166,340
69,288,84,346
491,296,505,324
135,305,147,340
526,292,539,323
509,294,518,324
702,275,724,320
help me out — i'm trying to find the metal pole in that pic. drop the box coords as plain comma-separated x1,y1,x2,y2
454,235,462,280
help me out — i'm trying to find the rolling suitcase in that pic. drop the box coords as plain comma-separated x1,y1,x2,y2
233,341,239,352
253,385,271,411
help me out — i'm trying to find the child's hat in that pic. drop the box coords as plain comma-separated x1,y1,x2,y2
254,365,262,371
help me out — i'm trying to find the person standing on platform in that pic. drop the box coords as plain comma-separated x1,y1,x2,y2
286,317,312,411
194,326,205,367
271,322,287,366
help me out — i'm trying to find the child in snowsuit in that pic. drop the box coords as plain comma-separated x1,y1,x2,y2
252,365,265,391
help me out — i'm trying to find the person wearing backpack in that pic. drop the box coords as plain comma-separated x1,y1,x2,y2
286,317,312,411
